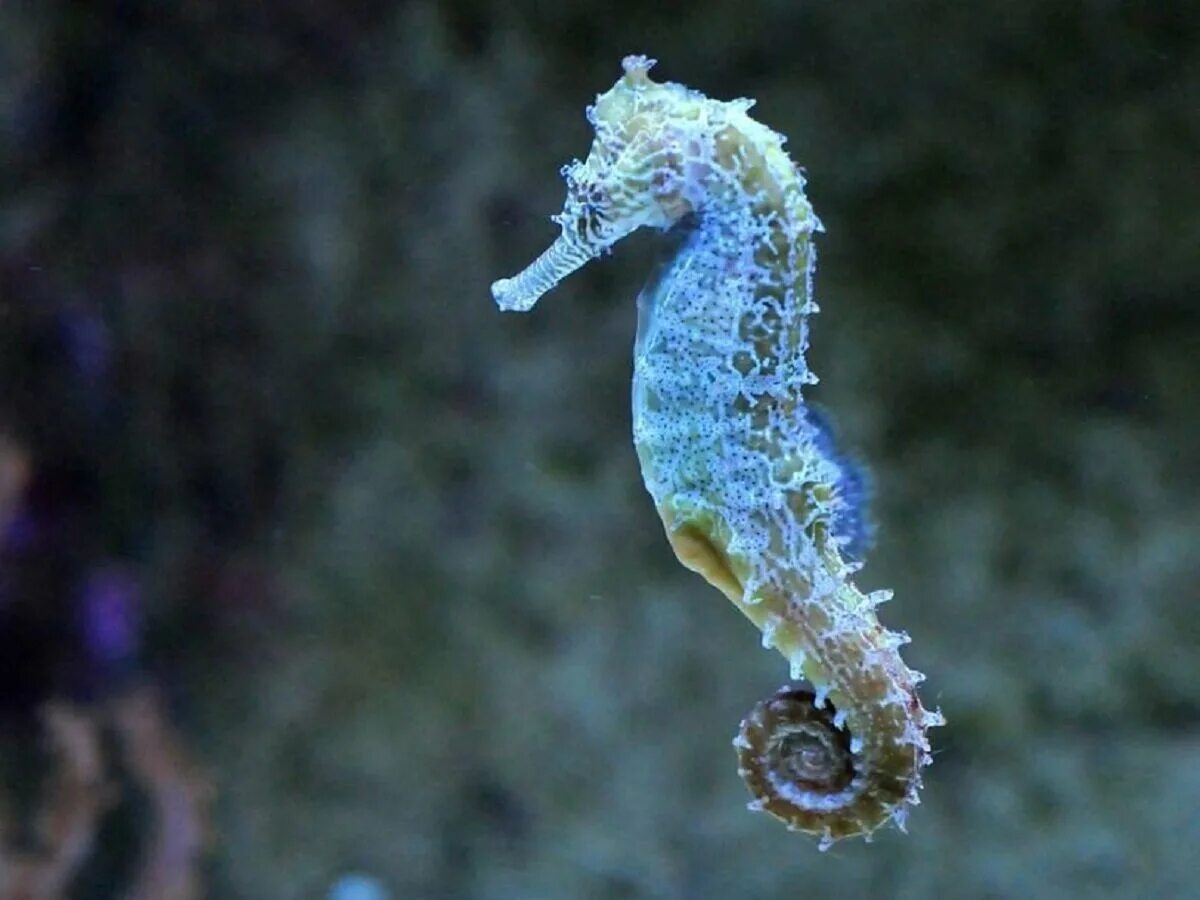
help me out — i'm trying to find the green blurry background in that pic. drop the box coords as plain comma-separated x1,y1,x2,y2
1,2,1198,898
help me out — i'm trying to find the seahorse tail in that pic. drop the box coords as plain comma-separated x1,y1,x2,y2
661,504,940,844
735,587,941,847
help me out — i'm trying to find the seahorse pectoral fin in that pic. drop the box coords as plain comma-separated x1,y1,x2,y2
491,231,596,312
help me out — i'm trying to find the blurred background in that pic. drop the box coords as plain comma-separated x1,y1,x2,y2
1,2,1198,898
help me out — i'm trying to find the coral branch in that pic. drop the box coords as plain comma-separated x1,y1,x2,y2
112,689,212,900
0,707,109,900
0,690,212,899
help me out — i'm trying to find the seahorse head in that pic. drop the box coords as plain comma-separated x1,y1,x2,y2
493,56,706,312
566,55,700,238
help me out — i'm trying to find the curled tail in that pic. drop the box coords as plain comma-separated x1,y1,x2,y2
664,505,943,847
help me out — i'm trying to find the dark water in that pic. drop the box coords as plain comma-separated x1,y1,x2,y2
1,3,1197,898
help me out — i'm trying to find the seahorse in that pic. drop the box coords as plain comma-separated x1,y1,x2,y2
492,56,942,848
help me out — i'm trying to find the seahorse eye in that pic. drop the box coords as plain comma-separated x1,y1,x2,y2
581,202,614,244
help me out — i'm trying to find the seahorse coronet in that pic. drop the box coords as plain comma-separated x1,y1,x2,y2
493,56,942,846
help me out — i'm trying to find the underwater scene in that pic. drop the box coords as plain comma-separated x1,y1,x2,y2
1,3,1197,898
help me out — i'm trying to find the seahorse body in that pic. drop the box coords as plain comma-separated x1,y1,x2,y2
493,56,942,847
